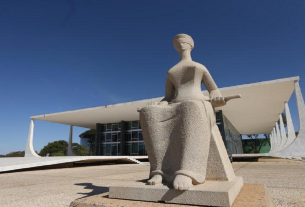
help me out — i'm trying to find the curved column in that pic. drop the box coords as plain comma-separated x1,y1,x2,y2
269,128,275,153
278,114,287,151
281,102,296,148
268,129,275,153
269,131,274,152
67,125,76,156
25,119,40,157
273,122,281,152
271,81,305,158
272,129,276,151
272,128,276,152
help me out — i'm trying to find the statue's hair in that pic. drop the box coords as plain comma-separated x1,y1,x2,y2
173,34,194,49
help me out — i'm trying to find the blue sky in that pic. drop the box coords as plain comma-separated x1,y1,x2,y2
0,0,305,154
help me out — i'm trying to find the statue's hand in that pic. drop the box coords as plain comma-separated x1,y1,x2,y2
158,101,169,106
211,97,226,107
147,101,159,106
146,101,168,107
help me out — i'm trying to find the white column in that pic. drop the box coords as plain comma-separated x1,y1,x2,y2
295,81,305,138
269,129,274,152
271,81,305,158
272,130,276,151
274,122,281,152
25,119,40,157
67,125,76,156
278,114,287,150
269,131,274,152
282,102,296,148
272,129,276,151
269,130,274,152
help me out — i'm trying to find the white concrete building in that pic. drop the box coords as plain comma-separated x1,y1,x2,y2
25,77,305,159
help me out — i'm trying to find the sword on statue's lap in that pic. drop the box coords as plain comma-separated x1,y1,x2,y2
137,95,241,112
207,94,241,102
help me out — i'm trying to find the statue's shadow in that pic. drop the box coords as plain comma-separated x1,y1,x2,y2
74,183,109,199
136,178,149,183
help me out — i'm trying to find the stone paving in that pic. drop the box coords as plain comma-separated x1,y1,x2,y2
0,159,304,207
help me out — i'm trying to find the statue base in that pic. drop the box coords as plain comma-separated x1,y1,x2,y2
109,176,243,207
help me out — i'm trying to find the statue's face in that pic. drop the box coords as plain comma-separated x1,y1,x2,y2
173,39,193,53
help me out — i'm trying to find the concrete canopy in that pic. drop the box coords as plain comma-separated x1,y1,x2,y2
32,77,298,135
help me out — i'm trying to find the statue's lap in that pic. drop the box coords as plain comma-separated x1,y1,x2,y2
140,100,215,184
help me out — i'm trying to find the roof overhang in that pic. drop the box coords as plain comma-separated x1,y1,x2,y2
32,77,299,135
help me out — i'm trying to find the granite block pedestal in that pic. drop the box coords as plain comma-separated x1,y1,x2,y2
109,176,243,207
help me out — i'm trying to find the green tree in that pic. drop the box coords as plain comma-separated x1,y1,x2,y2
52,152,66,156
79,129,96,155
5,151,25,157
243,113,287,154
39,140,89,156
73,143,90,156
263,133,270,147
39,140,68,156
243,135,270,153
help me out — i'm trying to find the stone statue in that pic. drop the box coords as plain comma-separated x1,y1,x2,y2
140,34,238,191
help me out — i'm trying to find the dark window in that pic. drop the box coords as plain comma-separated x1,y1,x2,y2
106,123,112,131
118,143,121,155
125,132,131,142
125,143,131,155
132,142,138,155
100,144,104,155
112,133,118,142
101,124,106,132
127,122,132,130
139,132,143,141
132,121,139,129
132,131,138,141
106,133,111,142
100,134,105,143
112,123,118,131
111,144,118,155
106,144,111,155
139,143,145,155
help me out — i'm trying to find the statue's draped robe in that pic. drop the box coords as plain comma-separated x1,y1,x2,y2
140,100,216,184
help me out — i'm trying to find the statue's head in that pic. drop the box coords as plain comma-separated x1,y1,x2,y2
173,34,194,53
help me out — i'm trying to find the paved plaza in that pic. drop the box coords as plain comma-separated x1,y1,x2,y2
0,159,304,207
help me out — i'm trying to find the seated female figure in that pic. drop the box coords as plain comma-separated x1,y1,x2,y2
140,34,226,190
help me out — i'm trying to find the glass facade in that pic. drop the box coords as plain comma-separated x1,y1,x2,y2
94,111,242,156
220,112,244,155
124,121,146,156
96,121,147,156
99,123,121,156
80,137,91,151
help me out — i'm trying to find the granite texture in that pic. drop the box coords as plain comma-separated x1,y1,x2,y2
139,34,238,192
109,176,243,207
